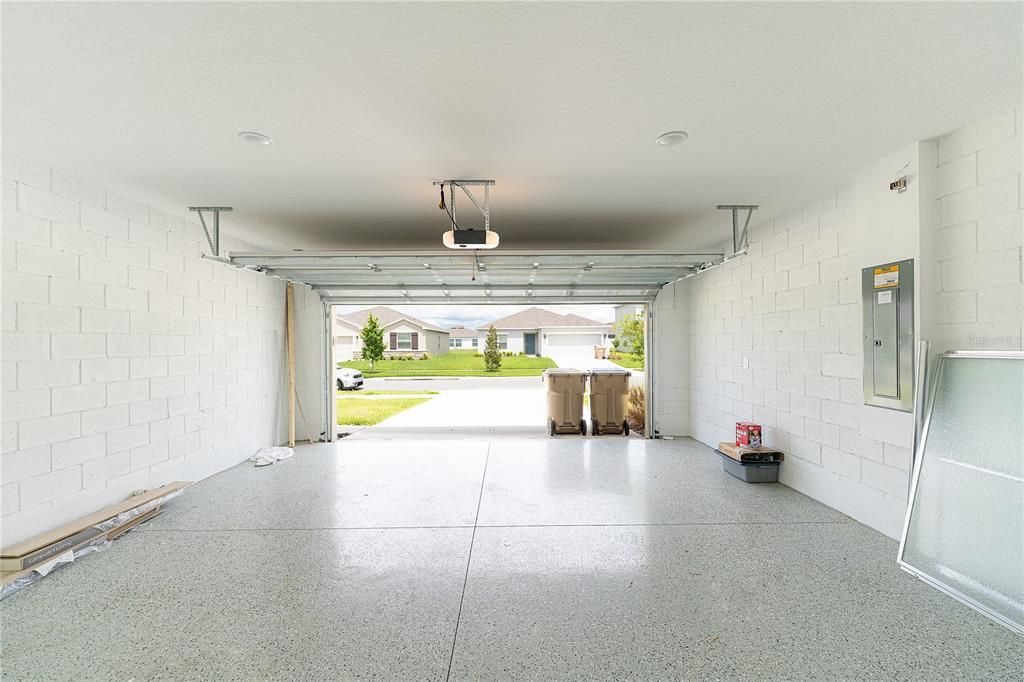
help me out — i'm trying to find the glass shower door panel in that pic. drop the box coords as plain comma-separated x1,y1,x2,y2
900,355,1024,633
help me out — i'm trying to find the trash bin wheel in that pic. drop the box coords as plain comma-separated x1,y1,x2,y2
623,420,630,436
580,420,587,436
548,419,556,437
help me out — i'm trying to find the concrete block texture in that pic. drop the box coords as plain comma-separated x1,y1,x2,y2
653,102,1023,541
1,155,306,546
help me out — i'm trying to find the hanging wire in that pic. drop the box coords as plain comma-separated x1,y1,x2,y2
440,183,464,231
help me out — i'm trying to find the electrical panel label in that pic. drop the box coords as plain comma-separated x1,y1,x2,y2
874,264,900,289
877,290,892,304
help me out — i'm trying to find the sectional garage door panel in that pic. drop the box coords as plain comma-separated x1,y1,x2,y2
228,250,720,304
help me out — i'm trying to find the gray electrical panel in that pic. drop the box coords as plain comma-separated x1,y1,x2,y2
862,259,914,412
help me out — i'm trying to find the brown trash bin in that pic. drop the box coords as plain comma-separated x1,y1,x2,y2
544,368,587,436
588,368,631,435
593,346,607,359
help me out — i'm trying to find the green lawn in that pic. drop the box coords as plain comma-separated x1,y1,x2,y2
336,396,431,425
340,350,556,377
609,352,644,370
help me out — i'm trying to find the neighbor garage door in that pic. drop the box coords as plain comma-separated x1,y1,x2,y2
334,335,355,360
546,334,602,347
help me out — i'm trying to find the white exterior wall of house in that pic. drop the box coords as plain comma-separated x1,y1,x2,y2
477,327,613,355
383,322,448,356
385,322,422,353
335,320,449,360
333,323,360,361
421,329,447,356
448,335,481,350
538,326,612,356
500,331,525,353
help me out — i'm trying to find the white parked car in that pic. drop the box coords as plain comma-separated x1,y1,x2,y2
336,367,364,391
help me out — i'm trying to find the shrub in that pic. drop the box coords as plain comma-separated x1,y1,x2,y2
420,352,430,360
626,386,645,436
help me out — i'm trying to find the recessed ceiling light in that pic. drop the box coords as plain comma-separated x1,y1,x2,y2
655,130,688,146
238,131,273,146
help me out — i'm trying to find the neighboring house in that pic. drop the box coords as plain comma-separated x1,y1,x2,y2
334,306,449,360
448,326,482,351
478,307,612,357
613,303,644,351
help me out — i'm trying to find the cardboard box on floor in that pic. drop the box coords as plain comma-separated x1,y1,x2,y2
0,507,166,587
0,482,189,572
718,442,785,463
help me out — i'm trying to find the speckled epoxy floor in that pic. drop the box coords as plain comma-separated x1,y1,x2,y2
2,437,1022,680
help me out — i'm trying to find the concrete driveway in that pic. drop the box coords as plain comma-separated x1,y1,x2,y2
350,373,642,439
352,376,557,438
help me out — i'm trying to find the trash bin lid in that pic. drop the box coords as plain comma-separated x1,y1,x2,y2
588,367,632,376
545,367,583,374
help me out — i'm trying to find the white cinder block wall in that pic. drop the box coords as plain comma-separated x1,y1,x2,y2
932,107,1023,352
654,104,1022,539
1,157,325,545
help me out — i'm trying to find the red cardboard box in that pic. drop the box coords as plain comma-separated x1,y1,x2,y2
735,422,762,448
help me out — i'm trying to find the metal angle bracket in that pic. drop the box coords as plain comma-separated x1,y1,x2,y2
717,204,759,254
188,206,233,257
433,179,494,231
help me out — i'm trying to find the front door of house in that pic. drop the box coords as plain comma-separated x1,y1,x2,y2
524,333,537,355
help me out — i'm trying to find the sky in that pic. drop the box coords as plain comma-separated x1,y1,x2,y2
331,304,619,329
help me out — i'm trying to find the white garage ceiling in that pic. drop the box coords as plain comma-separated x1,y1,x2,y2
3,2,1021,252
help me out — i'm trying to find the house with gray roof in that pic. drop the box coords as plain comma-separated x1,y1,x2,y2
476,307,613,357
334,306,449,360
447,325,482,351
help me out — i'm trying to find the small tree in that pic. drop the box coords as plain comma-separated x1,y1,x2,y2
616,313,645,360
360,313,385,371
483,325,502,371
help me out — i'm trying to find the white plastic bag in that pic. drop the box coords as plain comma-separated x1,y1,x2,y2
250,446,294,467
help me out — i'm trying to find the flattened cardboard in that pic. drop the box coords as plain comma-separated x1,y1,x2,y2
0,526,105,572
1,506,166,586
718,441,785,463
1,482,189,561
